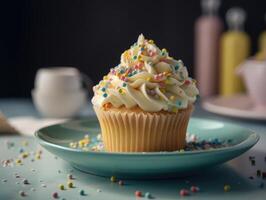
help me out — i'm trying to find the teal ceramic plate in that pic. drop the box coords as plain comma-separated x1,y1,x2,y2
35,117,259,179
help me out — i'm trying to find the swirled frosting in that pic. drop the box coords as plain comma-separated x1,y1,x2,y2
92,34,199,112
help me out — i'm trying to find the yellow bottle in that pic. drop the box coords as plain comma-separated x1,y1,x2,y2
257,15,266,60
220,8,250,96
258,31,266,52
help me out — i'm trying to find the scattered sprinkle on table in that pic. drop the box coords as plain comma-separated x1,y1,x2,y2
224,185,231,192
52,192,58,199
58,184,64,190
22,179,29,185
110,176,116,182
179,189,190,196
79,189,85,196
262,172,266,179
135,191,142,197
67,181,74,188
19,191,26,197
257,170,261,177
190,186,200,192
145,192,152,199
67,174,73,180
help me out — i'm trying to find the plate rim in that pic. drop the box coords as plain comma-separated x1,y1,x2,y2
35,117,259,157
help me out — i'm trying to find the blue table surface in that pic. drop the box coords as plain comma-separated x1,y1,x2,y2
0,99,266,200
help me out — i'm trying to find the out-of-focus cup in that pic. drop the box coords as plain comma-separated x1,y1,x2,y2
35,67,83,91
32,67,92,118
237,60,266,110
32,89,87,118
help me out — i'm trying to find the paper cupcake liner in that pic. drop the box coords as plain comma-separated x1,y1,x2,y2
93,105,193,152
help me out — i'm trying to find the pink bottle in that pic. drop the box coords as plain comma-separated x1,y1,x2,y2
195,0,223,98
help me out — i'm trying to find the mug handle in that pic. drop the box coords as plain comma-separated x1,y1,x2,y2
80,73,93,97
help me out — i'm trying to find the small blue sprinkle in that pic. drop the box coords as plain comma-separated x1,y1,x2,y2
122,83,127,87
175,65,179,70
101,87,106,92
145,192,152,199
103,93,108,98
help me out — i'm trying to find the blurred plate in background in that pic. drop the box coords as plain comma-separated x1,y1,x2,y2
202,94,266,120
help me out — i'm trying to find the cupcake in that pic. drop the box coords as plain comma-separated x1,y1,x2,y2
92,34,199,152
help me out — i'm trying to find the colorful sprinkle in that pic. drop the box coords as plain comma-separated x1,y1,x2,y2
224,185,231,192
35,154,41,160
135,191,142,197
110,176,116,182
19,191,26,197
15,159,22,164
101,87,106,92
67,181,74,188
68,174,74,180
190,186,200,192
145,192,152,198
118,88,124,94
58,184,64,190
79,189,85,196
170,96,175,101
22,179,29,185
118,180,124,185
179,189,190,196
103,93,108,98
122,83,127,87
21,152,29,159
262,172,266,179
52,192,58,199
251,160,256,166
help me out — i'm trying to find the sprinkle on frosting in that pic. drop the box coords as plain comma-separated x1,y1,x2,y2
92,34,199,112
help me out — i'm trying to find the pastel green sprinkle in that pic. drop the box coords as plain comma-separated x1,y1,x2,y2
110,176,116,182
133,55,137,60
58,184,64,190
122,83,127,87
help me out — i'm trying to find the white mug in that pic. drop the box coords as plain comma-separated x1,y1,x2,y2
35,67,92,92
32,67,92,118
